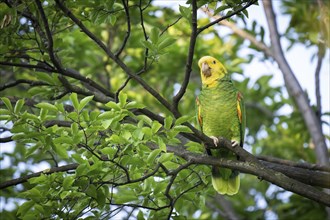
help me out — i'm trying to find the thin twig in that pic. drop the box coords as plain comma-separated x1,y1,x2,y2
115,0,131,57
172,0,198,111
197,0,257,34
201,7,272,57
55,0,178,117
0,79,49,91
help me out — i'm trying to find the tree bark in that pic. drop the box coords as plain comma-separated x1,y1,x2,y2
262,1,329,166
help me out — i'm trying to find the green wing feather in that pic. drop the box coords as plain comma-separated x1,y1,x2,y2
237,91,246,147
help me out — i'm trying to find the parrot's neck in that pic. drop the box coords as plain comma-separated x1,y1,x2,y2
203,74,232,88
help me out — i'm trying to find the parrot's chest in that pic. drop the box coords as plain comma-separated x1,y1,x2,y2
199,88,237,138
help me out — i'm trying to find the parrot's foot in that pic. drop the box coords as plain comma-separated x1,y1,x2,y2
231,140,239,147
210,136,219,146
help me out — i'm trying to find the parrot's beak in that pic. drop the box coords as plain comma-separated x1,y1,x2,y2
201,62,211,77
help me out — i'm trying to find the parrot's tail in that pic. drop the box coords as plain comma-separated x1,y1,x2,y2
211,166,240,195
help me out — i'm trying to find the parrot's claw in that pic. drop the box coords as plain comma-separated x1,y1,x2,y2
210,136,219,146
231,140,239,147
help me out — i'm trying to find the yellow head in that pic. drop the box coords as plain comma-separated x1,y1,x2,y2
198,56,227,87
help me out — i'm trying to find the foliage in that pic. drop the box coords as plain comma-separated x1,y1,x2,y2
0,0,328,219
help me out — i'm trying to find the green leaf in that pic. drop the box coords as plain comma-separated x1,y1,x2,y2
98,111,114,120
172,125,192,133
96,187,106,207
140,39,156,51
23,188,42,201
137,211,145,220
164,116,173,130
35,72,54,85
21,112,40,122
115,189,137,203
39,108,48,120
125,101,145,109
70,93,79,110
35,102,58,112
136,115,152,126
158,37,176,50
109,134,126,144
29,174,47,185
105,101,121,111
52,143,69,159
17,201,35,217
14,99,24,114
1,97,13,111
158,137,167,152
151,121,162,133
100,147,116,157
242,9,249,18
214,5,230,14
150,27,159,44
72,153,85,163
185,141,203,152
142,127,152,138
179,5,191,21
71,122,79,136
86,184,97,199
76,163,89,176
118,92,128,107
109,15,117,25
0,109,10,116
174,115,192,126
79,95,94,112
147,149,162,164
158,152,173,163
63,176,75,190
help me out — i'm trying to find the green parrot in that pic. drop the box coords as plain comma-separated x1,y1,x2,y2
196,56,246,195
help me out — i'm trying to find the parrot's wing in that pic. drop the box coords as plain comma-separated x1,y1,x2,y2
196,96,203,131
236,92,246,147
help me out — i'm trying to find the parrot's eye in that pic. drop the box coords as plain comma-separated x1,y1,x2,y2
213,60,216,64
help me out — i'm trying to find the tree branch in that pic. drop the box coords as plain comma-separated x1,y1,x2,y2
209,194,240,220
262,1,329,166
201,8,273,57
0,163,78,189
1,139,329,205
257,155,330,173
197,0,258,34
115,0,131,57
54,0,179,117
172,0,198,110
0,79,49,91
156,141,330,206
314,50,324,120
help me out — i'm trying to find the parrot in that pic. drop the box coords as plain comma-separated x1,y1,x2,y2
196,56,246,195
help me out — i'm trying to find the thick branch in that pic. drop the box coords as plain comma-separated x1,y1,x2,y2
162,142,330,206
257,155,330,173
262,1,329,166
1,139,330,205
